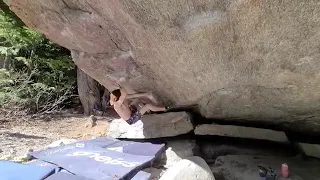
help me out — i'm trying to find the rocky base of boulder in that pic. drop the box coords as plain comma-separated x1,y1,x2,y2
134,136,320,180
210,155,320,180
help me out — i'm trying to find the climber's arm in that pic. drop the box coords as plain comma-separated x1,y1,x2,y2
118,86,127,104
116,77,157,103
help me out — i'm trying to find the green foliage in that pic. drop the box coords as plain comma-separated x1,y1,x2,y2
0,11,42,55
0,9,77,113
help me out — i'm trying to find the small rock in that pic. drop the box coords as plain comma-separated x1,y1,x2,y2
23,149,34,161
20,154,31,162
85,115,97,128
160,156,215,180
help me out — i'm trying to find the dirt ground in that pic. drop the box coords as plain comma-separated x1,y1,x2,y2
0,113,111,156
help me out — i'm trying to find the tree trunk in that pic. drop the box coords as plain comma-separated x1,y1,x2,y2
101,88,110,112
77,68,101,116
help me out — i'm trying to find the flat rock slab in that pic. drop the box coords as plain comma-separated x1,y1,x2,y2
210,155,320,180
298,143,320,159
107,112,193,139
195,124,288,143
199,142,294,160
160,156,215,180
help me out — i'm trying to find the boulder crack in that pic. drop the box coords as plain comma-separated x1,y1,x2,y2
61,0,92,14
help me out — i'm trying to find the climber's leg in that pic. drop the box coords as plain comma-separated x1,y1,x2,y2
139,104,166,115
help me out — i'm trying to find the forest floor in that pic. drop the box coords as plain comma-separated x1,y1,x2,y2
0,111,110,156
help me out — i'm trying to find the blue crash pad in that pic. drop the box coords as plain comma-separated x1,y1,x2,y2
27,160,61,173
31,137,164,180
45,172,93,180
31,145,155,180
77,137,164,157
0,160,55,180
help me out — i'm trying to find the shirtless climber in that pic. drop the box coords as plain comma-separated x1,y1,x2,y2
110,86,167,125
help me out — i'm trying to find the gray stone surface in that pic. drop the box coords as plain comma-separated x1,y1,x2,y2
195,124,289,143
199,142,293,160
9,0,320,132
160,156,215,180
156,140,199,168
298,143,320,159
107,112,193,139
210,155,320,180
143,167,165,180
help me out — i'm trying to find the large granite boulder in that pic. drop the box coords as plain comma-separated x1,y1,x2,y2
107,112,193,139
8,0,320,132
